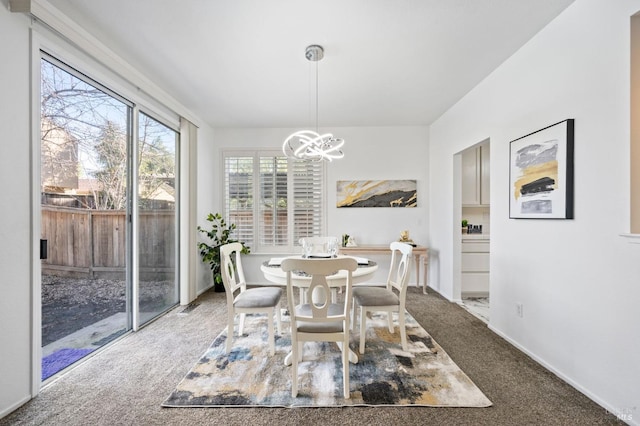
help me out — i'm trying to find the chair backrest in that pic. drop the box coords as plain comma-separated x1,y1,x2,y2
298,236,339,255
387,241,413,295
219,242,247,298
281,257,357,325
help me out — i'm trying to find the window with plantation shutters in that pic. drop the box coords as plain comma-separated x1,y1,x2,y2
223,150,324,253
224,155,254,248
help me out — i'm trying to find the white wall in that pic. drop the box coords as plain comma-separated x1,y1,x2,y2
195,124,219,295
429,0,640,421
0,2,214,416
0,3,35,417
205,126,429,286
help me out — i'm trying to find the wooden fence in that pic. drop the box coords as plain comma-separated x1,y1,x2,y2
41,205,175,279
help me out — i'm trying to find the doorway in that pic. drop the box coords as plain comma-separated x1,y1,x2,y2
39,54,179,381
458,140,490,323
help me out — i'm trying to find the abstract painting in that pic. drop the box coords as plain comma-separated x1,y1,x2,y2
336,180,417,208
509,119,574,219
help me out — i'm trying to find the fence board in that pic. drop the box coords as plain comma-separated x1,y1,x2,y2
41,206,175,277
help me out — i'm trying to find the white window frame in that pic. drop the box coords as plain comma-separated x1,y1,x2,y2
222,149,326,253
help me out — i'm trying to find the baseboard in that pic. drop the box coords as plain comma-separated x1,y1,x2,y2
461,291,489,298
0,395,31,420
427,284,462,303
196,284,214,297
488,325,636,426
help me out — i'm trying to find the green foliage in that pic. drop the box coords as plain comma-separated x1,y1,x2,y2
461,219,468,227
197,213,250,286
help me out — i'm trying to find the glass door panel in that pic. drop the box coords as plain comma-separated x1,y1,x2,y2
40,57,132,381
137,112,179,325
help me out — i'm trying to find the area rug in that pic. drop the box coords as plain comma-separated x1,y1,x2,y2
42,348,94,380
162,310,492,408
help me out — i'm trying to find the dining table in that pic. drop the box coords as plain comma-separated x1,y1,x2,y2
260,255,378,365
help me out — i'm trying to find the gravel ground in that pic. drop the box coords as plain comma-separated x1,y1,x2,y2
42,274,175,346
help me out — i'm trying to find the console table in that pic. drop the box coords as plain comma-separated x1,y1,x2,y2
339,244,429,293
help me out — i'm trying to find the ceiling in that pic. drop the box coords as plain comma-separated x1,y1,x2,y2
47,0,575,129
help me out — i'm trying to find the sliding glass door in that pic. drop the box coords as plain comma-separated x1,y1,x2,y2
39,54,179,380
137,112,179,325
40,56,132,381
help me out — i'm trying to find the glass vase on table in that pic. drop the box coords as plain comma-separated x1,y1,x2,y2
303,241,314,258
327,238,338,258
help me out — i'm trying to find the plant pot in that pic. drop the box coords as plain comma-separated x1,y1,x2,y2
214,282,225,293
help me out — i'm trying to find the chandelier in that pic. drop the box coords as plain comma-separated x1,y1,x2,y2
283,45,345,162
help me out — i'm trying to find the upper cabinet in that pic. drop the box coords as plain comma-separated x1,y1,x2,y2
461,143,490,206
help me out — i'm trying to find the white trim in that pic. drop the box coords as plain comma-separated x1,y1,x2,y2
0,396,32,419
487,324,634,425
131,107,140,330
619,233,640,243
30,28,43,397
179,118,198,305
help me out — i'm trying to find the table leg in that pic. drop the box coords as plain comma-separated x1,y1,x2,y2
422,254,428,294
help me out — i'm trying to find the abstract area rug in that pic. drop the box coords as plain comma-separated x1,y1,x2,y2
42,348,94,380
162,311,492,408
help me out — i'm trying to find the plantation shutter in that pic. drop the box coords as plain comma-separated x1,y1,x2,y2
223,150,324,252
259,155,288,247
224,155,254,249
290,158,323,243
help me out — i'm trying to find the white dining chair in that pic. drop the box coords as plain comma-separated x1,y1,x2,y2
352,241,413,353
220,242,282,356
281,256,357,399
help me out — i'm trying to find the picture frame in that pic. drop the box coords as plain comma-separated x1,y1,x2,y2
336,180,417,208
509,119,574,219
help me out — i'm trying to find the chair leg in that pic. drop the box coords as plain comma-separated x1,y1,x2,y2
359,306,367,354
399,309,408,351
267,311,275,356
291,335,299,397
238,313,246,335
226,311,235,354
350,299,356,330
343,334,350,399
275,305,282,335
387,310,394,332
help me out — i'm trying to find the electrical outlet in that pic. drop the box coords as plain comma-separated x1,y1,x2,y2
516,303,524,318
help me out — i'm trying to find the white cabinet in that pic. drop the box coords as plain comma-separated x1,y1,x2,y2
461,238,489,296
461,143,490,206
480,144,490,205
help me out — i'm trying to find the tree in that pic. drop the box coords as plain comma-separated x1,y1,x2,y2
93,121,127,210
40,58,176,210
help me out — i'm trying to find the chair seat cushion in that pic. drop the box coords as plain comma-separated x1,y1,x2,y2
294,303,345,333
353,286,399,307
234,287,282,309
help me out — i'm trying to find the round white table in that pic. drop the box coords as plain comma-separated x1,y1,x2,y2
260,255,378,365
260,255,378,287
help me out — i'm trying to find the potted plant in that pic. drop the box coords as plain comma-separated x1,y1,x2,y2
461,219,468,234
197,212,250,292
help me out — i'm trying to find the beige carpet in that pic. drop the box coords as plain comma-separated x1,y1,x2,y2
163,310,492,408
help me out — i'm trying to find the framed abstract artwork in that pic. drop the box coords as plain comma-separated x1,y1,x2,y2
509,119,574,219
336,180,417,208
